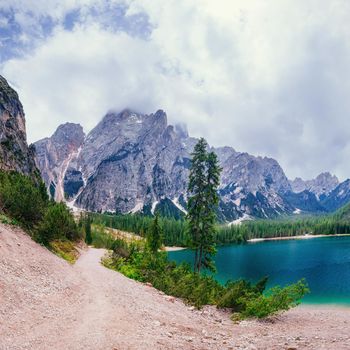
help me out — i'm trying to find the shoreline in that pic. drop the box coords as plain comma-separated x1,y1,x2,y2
164,246,187,251
300,302,350,308
247,233,350,243
165,233,350,249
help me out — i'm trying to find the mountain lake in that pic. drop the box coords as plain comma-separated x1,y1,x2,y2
168,235,350,304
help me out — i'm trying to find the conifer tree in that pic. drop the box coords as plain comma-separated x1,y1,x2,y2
187,138,221,272
85,215,92,245
199,151,221,272
147,213,163,253
187,138,207,272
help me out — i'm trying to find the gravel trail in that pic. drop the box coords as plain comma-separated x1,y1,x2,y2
1,223,350,349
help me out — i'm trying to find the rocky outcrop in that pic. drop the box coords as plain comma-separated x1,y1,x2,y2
0,75,38,178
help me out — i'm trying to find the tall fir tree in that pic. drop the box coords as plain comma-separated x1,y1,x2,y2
187,138,207,272
200,151,221,271
187,138,221,272
147,213,163,253
85,215,92,245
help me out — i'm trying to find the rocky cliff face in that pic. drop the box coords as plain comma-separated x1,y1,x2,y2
217,148,294,220
320,179,350,212
34,108,350,220
34,123,85,201
0,75,38,178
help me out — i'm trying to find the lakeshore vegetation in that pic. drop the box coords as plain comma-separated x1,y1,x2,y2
91,206,350,247
96,214,309,319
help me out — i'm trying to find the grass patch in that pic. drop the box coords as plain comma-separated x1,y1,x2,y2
49,240,79,264
0,213,18,225
91,224,116,249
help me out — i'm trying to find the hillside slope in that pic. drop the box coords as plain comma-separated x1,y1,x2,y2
1,223,349,349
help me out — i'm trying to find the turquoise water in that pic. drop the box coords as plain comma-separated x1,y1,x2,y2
168,236,350,304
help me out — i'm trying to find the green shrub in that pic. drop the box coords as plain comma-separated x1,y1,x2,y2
91,224,117,249
105,239,309,319
85,216,92,245
118,262,142,280
0,213,18,225
241,279,309,319
0,171,48,228
35,202,82,245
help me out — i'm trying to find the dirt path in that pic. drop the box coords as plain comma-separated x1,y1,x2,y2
57,248,240,350
1,224,350,349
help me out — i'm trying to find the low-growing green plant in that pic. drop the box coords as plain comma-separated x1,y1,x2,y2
49,240,79,264
35,202,82,245
91,224,116,249
0,171,48,228
240,279,309,319
0,213,18,225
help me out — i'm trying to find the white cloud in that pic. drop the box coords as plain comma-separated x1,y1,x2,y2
0,16,8,27
3,24,159,133
2,0,350,180
1,0,90,19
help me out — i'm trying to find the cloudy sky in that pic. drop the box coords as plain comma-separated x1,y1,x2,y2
1,0,350,180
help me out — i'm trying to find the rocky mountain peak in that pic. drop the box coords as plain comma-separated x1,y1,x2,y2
34,122,85,201
214,146,236,164
315,172,339,186
290,172,339,198
0,75,38,178
51,123,85,147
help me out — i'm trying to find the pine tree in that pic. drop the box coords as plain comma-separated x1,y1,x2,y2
85,215,92,245
187,138,207,272
199,151,221,272
147,214,163,253
187,138,221,273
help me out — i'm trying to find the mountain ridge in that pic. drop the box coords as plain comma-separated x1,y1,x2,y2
34,108,350,221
